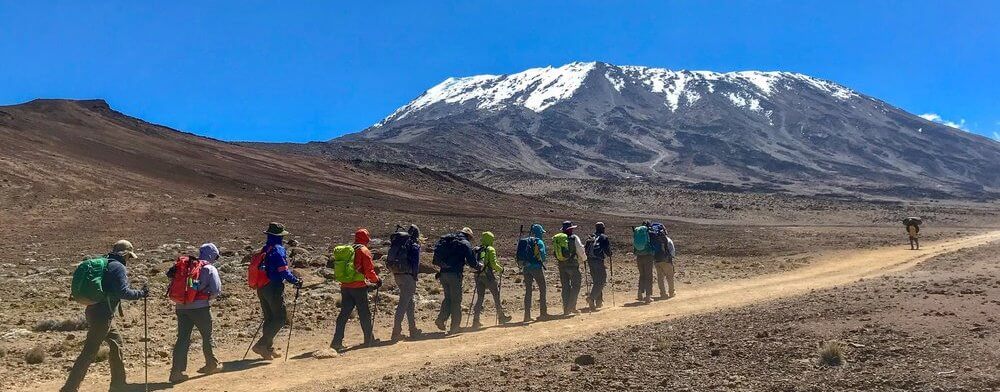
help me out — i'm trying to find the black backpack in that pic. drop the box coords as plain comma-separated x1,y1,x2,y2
386,231,413,274
584,235,601,260
433,233,464,268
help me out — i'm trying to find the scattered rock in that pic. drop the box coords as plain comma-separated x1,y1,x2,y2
574,354,596,366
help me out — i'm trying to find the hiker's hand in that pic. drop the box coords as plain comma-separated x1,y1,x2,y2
434,272,441,280
293,279,303,289
140,285,150,298
375,279,383,289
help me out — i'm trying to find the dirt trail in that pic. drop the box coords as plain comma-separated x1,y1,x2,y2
48,231,1000,392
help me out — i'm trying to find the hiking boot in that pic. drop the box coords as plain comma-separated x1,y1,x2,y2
537,313,554,321
251,345,275,360
197,361,222,375
330,342,346,352
499,314,512,324
435,319,447,331
409,329,424,340
587,297,596,310
471,321,483,330
169,372,189,384
361,339,380,349
390,331,403,342
643,296,653,304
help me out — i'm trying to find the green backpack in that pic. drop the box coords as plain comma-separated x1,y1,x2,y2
71,257,109,305
332,245,365,283
552,233,572,263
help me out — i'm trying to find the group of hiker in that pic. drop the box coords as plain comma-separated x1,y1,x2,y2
60,220,679,391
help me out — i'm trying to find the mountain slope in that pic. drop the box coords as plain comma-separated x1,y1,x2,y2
323,61,1000,197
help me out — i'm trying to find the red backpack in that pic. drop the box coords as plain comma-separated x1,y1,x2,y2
168,256,208,304
247,246,272,289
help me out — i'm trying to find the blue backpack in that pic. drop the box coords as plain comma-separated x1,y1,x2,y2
648,223,668,257
516,236,540,267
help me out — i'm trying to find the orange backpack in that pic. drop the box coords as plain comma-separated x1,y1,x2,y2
168,256,208,304
247,246,272,289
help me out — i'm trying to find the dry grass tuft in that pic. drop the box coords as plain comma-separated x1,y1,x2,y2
34,317,88,332
818,341,846,367
25,346,46,364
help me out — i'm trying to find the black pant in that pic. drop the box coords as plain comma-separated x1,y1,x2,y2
558,264,582,314
171,306,217,374
588,258,607,305
255,281,287,351
523,269,548,318
436,272,464,332
62,308,125,392
473,273,505,324
332,286,374,347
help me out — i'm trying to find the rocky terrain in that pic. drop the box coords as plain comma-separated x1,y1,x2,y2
268,61,1000,198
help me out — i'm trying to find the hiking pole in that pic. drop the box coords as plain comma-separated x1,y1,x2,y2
284,285,300,363
243,316,264,360
465,272,479,328
496,273,502,326
609,254,615,307
143,292,149,392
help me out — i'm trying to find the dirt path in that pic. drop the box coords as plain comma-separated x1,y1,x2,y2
47,231,1000,392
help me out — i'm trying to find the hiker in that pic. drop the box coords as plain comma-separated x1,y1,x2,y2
553,221,586,315
388,224,423,341
167,243,223,383
331,228,382,350
653,231,677,299
62,240,149,392
633,221,656,303
472,231,512,328
906,220,920,250
585,222,613,310
251,222,303,360
433,227,482,334
518,223,551,322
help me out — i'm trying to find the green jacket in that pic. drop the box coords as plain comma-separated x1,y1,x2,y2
477,231,503,278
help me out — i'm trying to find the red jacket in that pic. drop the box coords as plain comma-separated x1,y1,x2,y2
342,229,381,289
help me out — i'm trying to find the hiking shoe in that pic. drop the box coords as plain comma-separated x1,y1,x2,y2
409,329,424,340
471,321,483,330
390,332,403,342
330,342,346,352
499,314,512,324
197,361,222,375
251,345,275,360
537,313,554,321
169,372,189,384
435,319,447,331
586,297,596,310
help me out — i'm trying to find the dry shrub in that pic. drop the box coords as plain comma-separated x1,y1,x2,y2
34,317,88,332
818,341,845,366
95,347,109,362
25,346,46,364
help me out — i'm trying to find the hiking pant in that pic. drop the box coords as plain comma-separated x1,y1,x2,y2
637,254,655,300
255,281,287,351
655,261,676,297
392,273,419,336
332,286,374,347
523,268,548,319
558,264,582,314
62,309,125,392
473,273,505,324
587,258,607,306
436,272,464,332
171,306,217,375
909,236,920,250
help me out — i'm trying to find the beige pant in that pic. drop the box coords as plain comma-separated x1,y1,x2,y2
655,261,675,297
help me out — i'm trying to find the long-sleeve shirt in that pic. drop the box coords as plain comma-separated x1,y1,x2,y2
664,237,676,261
438,235,482,274
571,234,587,263
264,234,299,285
88,254,144,319
342,244,380,289
593,233,613,261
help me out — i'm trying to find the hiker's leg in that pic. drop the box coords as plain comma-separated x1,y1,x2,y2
190,307,217,365
639,256,654,298
665,262,676,297
558,266,571,313
655,262,667,297
171,309,195,374
569,266,582,311
488,278,504,316
445,273,463,331
436,275,452,325
535,269,549,316
915,238,920,250
254,288,272,349
105,324,126,386
62,312,111,391
523,271,534,319
590,260,607,305
259,282,286,350
635,258,643,299
473,277,487,323
332,287,357,347
392,274,413,336
405,280,418,333
354,288,374,344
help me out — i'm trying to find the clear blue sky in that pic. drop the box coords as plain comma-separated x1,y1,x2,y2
1,1,997,142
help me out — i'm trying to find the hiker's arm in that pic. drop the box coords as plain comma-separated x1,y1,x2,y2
666,238,676,259
574,236,587,261
269,247,300,284
165,265,176,279
201,266,222,299
107,263,144,301
357,248,380,284
486,246,502,274
465,244,482,270
536,241,547,263
601,235,613,257
408,243,421,275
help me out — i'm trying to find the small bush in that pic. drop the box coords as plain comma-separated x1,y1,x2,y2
25,346,46,364
34,317,88,332
818,341,845,366
95,347,109,362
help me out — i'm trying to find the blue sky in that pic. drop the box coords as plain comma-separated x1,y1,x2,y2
1,1,997,142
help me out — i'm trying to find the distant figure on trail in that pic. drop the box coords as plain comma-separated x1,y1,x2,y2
553,221,586,315
585,222,613,310
330,228,382,350
653,231,677,299
62,240,149,392
904,217,922,250
432,227,482,334
633,221,656,303
166,243,223,384
471,231,512,328
249,222,303,360
387,224,423,342
518,223,552,322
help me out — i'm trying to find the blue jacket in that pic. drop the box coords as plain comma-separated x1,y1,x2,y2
264,234,300,285
407,242,421,277
523,224,548,271
88,253,144,319
436,234,481,274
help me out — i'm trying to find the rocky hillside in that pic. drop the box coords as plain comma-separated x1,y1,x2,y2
313,62,1000,198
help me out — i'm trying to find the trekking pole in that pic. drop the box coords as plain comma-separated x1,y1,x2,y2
496,273,502,326
143,293,149,392
243,312,264,360
465,273,478,328
609,254,616,307
284,285,300,363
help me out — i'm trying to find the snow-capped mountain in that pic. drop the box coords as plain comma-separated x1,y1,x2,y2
326,61,1000,197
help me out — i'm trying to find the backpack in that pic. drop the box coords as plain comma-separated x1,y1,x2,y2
516,236,540,268
333,244,365,283
433,234,463,268
648,223,668,253
552,233,573,263
386,231,413,274
633,226,652,255
585,235,600,260
168,256,207,304
71,257,109,305
247,246,272,289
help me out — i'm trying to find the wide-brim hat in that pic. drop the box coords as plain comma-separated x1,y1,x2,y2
112,240,138,259
264,222,291,236
561,221,578,231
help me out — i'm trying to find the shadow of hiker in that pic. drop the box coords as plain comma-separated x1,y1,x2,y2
117,381,173,392
219,359,269,372
622,301,650,308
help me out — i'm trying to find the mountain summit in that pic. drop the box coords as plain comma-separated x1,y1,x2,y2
329,61,999,197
